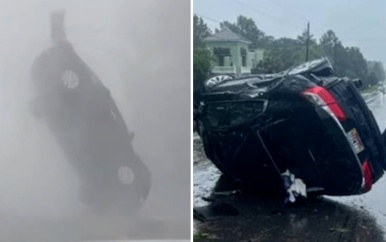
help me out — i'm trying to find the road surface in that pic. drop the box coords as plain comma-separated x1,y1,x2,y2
194,91,386,241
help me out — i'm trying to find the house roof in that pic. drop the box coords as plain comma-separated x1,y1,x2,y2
202,28,252,44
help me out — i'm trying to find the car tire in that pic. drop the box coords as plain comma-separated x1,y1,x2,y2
81,155,151,216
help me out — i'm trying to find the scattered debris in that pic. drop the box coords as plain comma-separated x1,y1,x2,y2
282,169,307,203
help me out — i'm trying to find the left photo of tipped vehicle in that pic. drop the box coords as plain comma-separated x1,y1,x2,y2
0,0,191,241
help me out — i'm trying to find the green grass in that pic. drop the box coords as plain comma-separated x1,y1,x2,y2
360,85,378,94
194,232,216,241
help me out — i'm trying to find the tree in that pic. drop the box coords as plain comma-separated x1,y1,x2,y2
367,61,385,86
193,48,214,113
220,15,272,49
319,30,341,67
373,62,386,82
343,47,368,79
297,28,322,62
193,15,213,89
254,51,285,73
193,48,212,91
297,28,316,46
318,30,370,79
255,38,304,73
320,30,340,49
367,71,379,87
219,21,241,36
319,30,342,64
306,44,324,61
193,14,212,48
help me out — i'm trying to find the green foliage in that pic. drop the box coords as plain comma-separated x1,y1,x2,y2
193,14,212,49
220,15,273,49
193,14,385,88
193,48,213,91
193,232,217,241
366,61,386,87
254,38,305,73
255,31,327,73
317,30,372,85
367,71,378,87
193,14,213,92
297,28,316,46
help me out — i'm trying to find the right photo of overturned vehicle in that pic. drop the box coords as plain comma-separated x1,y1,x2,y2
194,58,386,201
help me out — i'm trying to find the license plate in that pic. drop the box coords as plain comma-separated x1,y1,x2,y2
347,128,365,154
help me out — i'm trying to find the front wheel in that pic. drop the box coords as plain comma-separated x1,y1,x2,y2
115,158,152,215
81,154,152,216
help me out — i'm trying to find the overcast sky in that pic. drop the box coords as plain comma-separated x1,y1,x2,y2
194,0,386,65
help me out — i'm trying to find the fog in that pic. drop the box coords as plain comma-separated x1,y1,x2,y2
0,0,190,240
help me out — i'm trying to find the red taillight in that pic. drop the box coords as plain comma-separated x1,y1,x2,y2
362,160,373,192
302,86,347,121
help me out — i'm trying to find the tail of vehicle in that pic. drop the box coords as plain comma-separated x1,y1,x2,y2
301,78,386,193
50,9,67,44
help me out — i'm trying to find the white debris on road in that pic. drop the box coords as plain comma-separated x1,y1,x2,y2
281,169,307,203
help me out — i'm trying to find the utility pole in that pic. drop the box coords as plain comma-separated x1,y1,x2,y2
306,22,310,62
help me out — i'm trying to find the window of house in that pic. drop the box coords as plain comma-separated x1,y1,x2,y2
213,47,231,66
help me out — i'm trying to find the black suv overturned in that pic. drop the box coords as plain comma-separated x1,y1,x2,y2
194,58,386,198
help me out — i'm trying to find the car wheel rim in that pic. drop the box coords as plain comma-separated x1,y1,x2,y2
118,166,135,185
206,75,233,87
62,70,80,88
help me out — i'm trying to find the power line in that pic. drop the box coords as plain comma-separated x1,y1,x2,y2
264,0,328,36
194,12,222,24
267,0,309,22
258,0,330,37
233,0,279,20
231,0,303,30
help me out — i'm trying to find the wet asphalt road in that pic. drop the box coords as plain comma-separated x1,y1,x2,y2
194,91,386,242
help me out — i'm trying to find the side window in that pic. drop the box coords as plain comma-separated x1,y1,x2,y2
62,70,80,89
